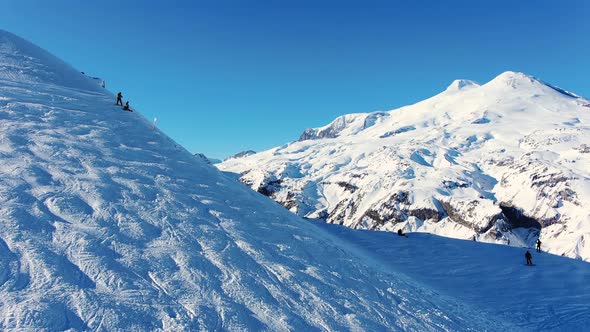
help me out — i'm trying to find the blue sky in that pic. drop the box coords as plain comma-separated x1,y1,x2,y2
1,0,588,159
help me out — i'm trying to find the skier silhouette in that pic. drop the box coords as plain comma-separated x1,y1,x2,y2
116,92,123,106
536,239,542,252
525,251,533,266
123,101,132,112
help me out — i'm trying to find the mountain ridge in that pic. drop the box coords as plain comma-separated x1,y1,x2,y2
220,70,590,261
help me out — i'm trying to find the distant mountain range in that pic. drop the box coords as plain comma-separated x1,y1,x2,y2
219,71,590,261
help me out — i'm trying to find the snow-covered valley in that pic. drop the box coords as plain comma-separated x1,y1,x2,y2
219,70,590,262
0,29,589,331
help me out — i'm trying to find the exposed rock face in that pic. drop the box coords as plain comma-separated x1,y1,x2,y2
335,181,358,193
194,153,212,164
439,199,500,233
256,178,282,196
299,127,338,141
499,204,542,229
355,191,443,229
219,71,590,261
225,150,256,161
299,112,390,141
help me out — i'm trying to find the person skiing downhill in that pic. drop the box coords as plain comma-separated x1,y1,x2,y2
116,92,123,106
525,251,533,265
536,239,542,252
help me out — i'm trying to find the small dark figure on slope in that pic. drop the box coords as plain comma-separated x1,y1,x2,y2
525,250,533,266
536,239,542,252
116,92,123,106
123,101,132,112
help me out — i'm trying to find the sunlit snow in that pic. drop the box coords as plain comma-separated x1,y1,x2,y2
0,29,588,331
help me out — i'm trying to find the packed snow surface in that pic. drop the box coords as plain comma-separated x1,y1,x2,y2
220,70,590,261
1,29,589,331
318,222,590,331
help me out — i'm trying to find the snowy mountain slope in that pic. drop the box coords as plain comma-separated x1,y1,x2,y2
219,71,590,261
0,31,103,92
317,222,590,331
0,29,521,331
225,150,257,161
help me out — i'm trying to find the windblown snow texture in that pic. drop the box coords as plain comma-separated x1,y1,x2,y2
220,70,590,261
0,29,589,331
0,29,513,331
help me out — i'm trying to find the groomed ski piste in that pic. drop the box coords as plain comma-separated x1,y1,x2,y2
0,29,588,331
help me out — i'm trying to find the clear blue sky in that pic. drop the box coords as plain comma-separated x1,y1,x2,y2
1,0,588,159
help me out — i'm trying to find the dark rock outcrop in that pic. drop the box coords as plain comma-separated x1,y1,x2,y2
336,181,359,193
499,203,542,229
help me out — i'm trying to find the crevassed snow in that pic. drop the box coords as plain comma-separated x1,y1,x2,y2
219,69,590,261
0,29,526,331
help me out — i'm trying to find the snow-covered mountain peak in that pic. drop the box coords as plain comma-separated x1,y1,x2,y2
0,29,102,92
220,71,590,261
484,70,547,90
297,70,585,142
483,71,584,101
445,79,480,92
491,70,535,82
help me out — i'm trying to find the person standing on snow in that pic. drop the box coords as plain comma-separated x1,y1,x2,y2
116,92,123,106
536,239,542,252
525,250,533,265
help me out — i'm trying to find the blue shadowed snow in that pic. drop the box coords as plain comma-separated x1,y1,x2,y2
315,221,590,331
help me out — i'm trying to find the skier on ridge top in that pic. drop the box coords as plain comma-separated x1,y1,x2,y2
116,92,123,106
